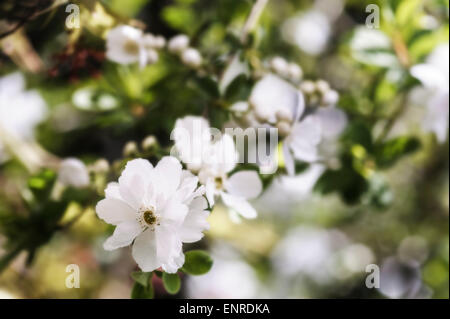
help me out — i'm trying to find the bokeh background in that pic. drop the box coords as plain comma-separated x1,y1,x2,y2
0,0,449,298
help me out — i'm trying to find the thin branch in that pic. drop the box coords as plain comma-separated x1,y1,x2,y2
240,0,270,44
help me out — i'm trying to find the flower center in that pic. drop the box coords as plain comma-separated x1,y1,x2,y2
214,176,224,190
143,210,157,225
124,40,140,55
137,206,159,230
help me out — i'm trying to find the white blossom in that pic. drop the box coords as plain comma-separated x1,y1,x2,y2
173,116,263,219
410,43,449,143
249,74,346,175
181,48,203,69
168,34,190,54
58,158,90,188
96,157,209,273
0,72,47,161
106,25,146,67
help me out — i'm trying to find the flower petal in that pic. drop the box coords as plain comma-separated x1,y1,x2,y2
103,220,142,251
132,229,160,272
161,198,188,227
225,171,262,199
315,107,348,140
221,192,258,219
104,182,121,200
96,198,136,225
118,159,154,210
288,116,321,162
154,156,182,198
179,197,210,243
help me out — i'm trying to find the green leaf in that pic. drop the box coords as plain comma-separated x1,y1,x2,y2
162,272,181,294
181,250,213,275
131,271,152,287
224,74,252,103
395,0,421,28
375,136,421,168
131,282,154,299
196,76,220,98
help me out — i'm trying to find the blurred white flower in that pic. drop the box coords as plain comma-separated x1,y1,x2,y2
106,25,146,66
282,10,331,55
106,25,160,68
379,256,430,299
249,74,304,124
0,72,47,161
271,226,349,284
181,48,203,69
411,43,449,143
96,157,209,273
58,158,90,188
186,247,261,298
249,74,347,175
168,34,190,54
249,76,321,175
173,116,263,220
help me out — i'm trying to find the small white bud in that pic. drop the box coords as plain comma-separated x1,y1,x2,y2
58,158,90,188
287,63,303,82
181,48,202,68
93,159,110,173
316,79,330,95
142,34,156,49
276,108,293,123
168,34,190,54
146,49,159,64
123,141,139,157
141,135,158,150
153,36,166,49
270,57,289,77
300,80,316,95
230,101,250,114
276,121,292,136
322,89,339,106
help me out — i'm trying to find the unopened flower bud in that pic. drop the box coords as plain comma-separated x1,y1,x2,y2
287,63,303,82
143,34,156,49
316,79,330,95
168,34,190,54
181,48,202,68
153,36,166,49
270,57,289,77
300,80,316,95
141,135,158,151
276,121,292,136
58,158,90,188
276,108,292,123
93,159,110,173
123,141,139,157
322,89,339,106
146,49,159,64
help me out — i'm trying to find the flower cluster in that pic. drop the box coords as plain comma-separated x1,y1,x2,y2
168,34,203,69
106,25,166,68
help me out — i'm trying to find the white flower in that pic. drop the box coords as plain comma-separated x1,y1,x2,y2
173,116,263,219
172,116,211,172
0,72,47,161
411,43,449,143
249,75,346,175
282,10,331,55
96,157,209,273
181,48,202,69
106,25,157,68
168,34,190,54
58,158,90,188
249,74,304,124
